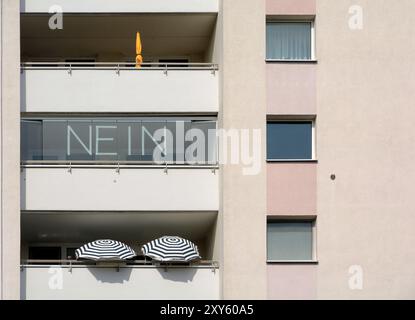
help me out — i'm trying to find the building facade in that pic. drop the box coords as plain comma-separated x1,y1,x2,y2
0,0,414,299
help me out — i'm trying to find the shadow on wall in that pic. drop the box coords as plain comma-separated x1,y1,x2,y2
87,266,133,283
21,66,26,112
20,169,26,210
20,269,27,300
156,267,197,283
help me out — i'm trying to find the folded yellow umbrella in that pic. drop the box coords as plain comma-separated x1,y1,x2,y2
135,32,143,68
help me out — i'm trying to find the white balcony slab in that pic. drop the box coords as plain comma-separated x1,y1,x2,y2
21,266,219,300
21,0,219,13
21,68,219,113
21,167,219,211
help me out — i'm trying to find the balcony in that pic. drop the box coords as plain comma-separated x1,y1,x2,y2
21,12,219,113
20,209,220,300
21,116,219,211
21,210,218,261
21,0,219,14
21,264,219,299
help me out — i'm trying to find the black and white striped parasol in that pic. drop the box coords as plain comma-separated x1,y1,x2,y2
142,236,201,262
75,239,136,261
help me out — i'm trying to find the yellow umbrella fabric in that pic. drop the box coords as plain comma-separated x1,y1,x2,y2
135,32,143,68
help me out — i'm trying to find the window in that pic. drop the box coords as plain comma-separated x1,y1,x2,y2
267,121,314,160
29,246,62,261
65,247,78,260
266,22,313,60
267,220,314,261
21,117,218,164
21,120,43,160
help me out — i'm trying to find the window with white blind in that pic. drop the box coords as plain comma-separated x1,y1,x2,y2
267,220,315,261
266,21,314,60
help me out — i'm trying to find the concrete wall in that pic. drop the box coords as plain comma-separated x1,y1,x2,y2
22,69,218,113
221,0,267,299
267,63,316,115
267,163,316,215
21,0,219,13
22,167,219,211
267,0,316,16
267,264,317,299
206,7,223,298
21,266,220,300
316,0,415,299
0,0,20,300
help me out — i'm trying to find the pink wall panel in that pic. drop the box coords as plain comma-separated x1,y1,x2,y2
267,264,317,299
266,1,317,300
266,0,316,16
267,63,316,115
267,163,316,215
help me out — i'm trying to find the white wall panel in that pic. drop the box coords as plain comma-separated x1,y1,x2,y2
21,69,219,113
21,266,219,300
21,167,219,211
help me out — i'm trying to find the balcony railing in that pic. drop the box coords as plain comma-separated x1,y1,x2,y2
21,62,218,72
21,62,219,113
22,259,219,268
21,161,219,172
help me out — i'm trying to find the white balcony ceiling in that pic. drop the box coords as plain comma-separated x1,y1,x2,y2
21,211,217,244
21,13,217,59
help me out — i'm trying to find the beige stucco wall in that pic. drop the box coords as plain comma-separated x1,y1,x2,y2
209,5,223,296
221,0,267,299
267,0,316,16
0,0,20,300
316,0,415,299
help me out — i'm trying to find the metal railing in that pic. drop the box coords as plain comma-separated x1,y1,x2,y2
20,161,220,173
21,259,219,270
21,62,219,73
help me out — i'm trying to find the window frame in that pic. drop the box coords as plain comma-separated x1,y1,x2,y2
266,119,316,162
27,245,63,264
26,243,84,262
266,217,318,264
265,19,316,62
